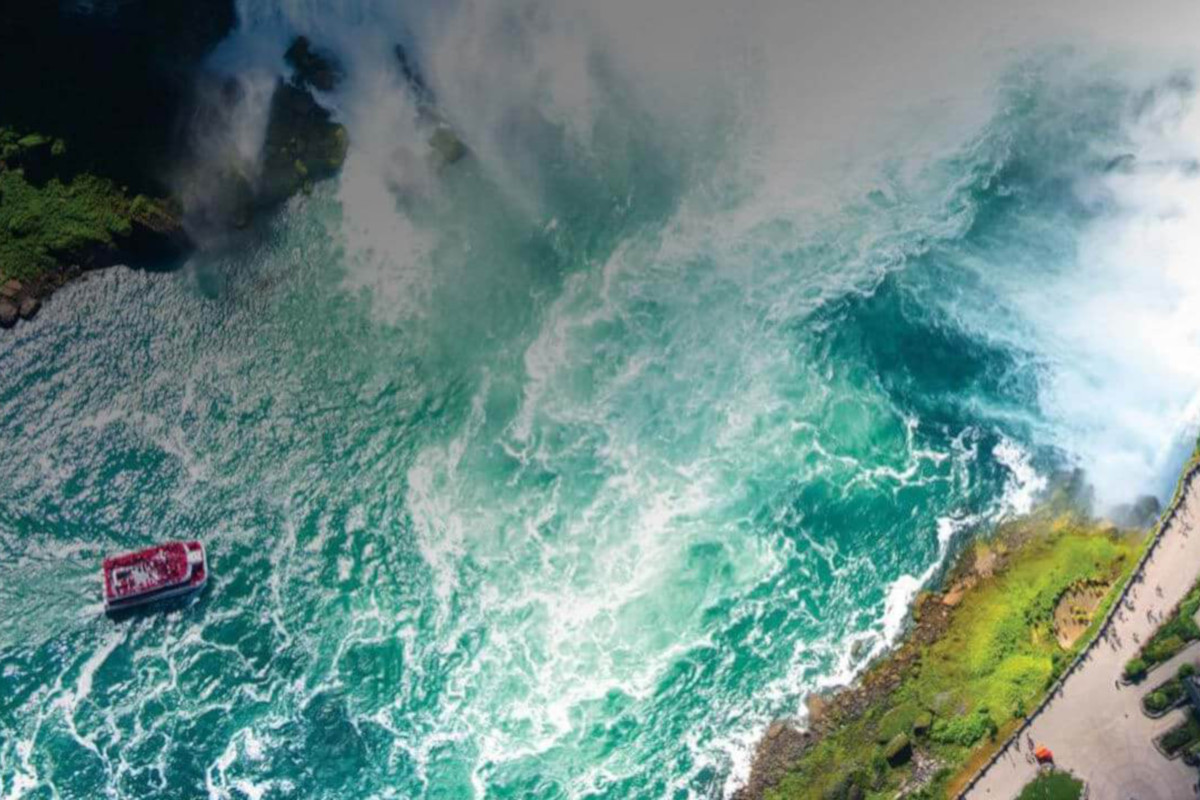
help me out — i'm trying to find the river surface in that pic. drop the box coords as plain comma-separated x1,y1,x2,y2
5,3,1200,798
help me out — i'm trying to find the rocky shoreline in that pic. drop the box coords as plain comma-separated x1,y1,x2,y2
735,590,958,800
0,4,470,329
734,495,1153,800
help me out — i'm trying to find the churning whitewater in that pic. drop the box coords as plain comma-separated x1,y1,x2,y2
6,1,1200,798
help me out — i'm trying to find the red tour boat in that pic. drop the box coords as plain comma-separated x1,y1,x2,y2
103,540,208,611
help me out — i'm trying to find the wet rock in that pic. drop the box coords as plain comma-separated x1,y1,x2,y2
259,81,349,206
429,125,467,166
805,693,830,727
0,280,21,300
394,43,434,109
18,295,40,320
285,36,342,92
1112,495,1163,528
124,197,190,262
0,300,17,328
733,721,812,800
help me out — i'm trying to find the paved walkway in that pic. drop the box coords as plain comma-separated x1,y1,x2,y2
966,475,1200,800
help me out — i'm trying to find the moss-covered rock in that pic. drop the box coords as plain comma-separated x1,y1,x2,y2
259,81,349,206
873,703,930,744
882,733,911,767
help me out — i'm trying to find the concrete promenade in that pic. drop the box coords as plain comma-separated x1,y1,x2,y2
965,475,1200,800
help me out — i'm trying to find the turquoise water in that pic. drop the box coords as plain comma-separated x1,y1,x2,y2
5,9,1200,799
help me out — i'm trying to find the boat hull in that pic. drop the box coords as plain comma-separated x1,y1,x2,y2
103,540,208,612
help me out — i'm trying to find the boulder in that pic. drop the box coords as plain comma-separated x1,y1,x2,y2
0,300,17,328
18,296,40,320
285,36,342,92
0,280,21,300
883,733,912,767
874,703,924,744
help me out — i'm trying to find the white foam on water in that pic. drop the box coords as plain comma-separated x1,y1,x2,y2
716,433,1047,797
993,438,1048,516
12,3,1200,800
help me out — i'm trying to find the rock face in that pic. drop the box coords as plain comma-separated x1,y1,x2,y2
393,41,470,167
18,296,40,320
394,43,435,110
285,36,343,92
181,38,352,232
1,1,237,196
1112,494,1163,528
732,722,813,800
259,81,350,206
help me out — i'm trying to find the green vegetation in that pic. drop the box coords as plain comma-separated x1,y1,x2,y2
766,516,1145,799
0,127,176,282
1015,770,1084,800
1157,711,1200,758
1125,579,1200,683
1142,662,1196,715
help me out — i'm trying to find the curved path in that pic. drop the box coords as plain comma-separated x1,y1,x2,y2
965,474,1200,800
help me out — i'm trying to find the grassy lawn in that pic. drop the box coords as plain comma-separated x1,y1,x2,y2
1015,770,1084,800
766,515,1145,799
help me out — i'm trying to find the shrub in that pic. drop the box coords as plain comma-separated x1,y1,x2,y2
1124,657,1148,683
1145,691,1170,713
1146,634,1187,664
930,709,993,747
1158,715,1200,756
1180,662,1197,679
